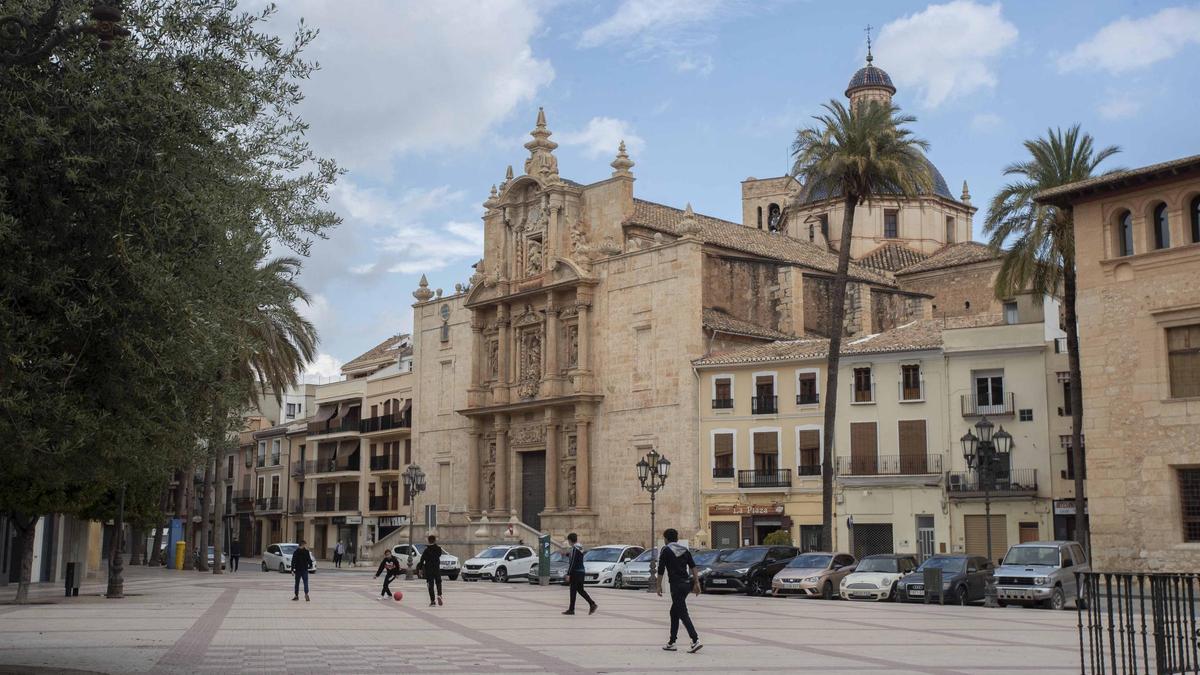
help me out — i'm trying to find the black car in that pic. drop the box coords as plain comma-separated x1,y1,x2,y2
528,550,569,585
896,555,994,605
703,545,798,596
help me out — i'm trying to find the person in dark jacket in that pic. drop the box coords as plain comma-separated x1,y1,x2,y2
417,535,444,606
375,549,402,598
291,541,313,602
655,528,701,653
562,532,596,615
230,539,241,572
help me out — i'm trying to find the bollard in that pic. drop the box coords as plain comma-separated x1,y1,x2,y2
175,541,187,570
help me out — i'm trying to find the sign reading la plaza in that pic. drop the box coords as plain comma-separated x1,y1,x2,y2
708,503,785,516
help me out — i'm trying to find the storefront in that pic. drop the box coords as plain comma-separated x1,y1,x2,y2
1052,499,1088,542
705,498,822,549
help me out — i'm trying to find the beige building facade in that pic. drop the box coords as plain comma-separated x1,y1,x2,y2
1038,154,1200,572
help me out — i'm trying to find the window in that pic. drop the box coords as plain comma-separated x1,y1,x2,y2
1004,302,1019,325
757,206,763,229
286,402,300,419
226,455,233,480
271,438,281,465
404,438,412,465
818,214,829,238
853,367,873,403
1060,376,1072,416
713,432,734,478
1191,196,1200,244
1062,435,1086,479
271,475,280,499
945,216,955,243
900,364,922,401
768,203,782,232
796,371,819,405
257,440,266,466
1168,325,1200,398
897,420,928,473
1117,210,1134,257
713,376,733,409
849,422,878,474
975,372,1004,407
797,428,820,476
1153,203,1170,249
1179,468,1200,542
884,209,899,238
1019,409,1034,422
256,477,265,500
753,374,777,414
752,431,779,473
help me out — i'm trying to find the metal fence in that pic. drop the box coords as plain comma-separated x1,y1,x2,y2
1078,572,1200,674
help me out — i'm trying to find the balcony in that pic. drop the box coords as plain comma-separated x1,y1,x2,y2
836,454,943,477
305,456,361,475
738,469,791,489
290,499,313,514
368,495,399,512
233,490,254,512
370,454,402,472
795,392,820,406
290,461,306,478
961,393,1016,417
711,398,734,410
308,416,361,437
337,494,359,512
255,496,283,512
796,464,821,477
712,467,734,479
360,412,411,434
315,496,337,512
751,396,778,415
946,469,1038,498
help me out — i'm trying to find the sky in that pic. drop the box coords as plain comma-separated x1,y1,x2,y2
260,0,1200,381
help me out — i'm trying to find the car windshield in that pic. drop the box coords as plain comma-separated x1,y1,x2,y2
693,550,721,566
549,551,568,563
787,554,832,569
1003,546,1060,566
633,549,655,562
279,544,297,555
718,548,766,564
477,547,508,559
584,548,622,562
856,557,901,573
917,557,966,573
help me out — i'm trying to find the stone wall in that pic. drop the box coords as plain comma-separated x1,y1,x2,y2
897,260,1001,321
871,290,928,333
702,255,784,333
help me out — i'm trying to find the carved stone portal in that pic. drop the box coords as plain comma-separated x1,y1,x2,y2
487,442,496,465
566,466,577,508
566,435,577,458
510,424,546,447
487,469,496,511
486,339,498,379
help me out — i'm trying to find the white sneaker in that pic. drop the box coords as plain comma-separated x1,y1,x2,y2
662,643,677,651
688,641,703,653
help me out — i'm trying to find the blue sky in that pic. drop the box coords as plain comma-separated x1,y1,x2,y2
263,1,1200,378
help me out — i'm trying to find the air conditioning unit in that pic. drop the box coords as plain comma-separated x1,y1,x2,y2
948,474,964,490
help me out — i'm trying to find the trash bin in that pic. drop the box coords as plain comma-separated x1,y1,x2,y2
175,541,187,570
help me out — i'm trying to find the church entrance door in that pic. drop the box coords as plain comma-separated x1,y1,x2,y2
521,451,546,530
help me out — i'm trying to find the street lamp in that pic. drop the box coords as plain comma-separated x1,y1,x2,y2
636,448,670,592
960,417,1012,606
402,464,427,580
1,2,129,65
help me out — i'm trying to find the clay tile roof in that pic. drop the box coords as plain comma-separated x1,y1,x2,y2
625,199,895,287
1035,153,1200,205
342,333,413,373
858,242,929,272
896,241,997,275
702,308,796,341
694,319,945,366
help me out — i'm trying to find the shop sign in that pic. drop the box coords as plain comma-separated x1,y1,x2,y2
378,516,409,527
331,516,346,525
1053,499,1088,515
708,503,785,516
345,515,363,525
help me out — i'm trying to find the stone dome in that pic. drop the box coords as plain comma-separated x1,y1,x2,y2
801,156,955,204
845,61,896,98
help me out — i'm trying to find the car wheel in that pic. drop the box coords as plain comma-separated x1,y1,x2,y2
495,567,508,583
745,578,760,596
261,561,268,572
449,572,459,581
888,584,898,602
1044,586,1066,611
956,585,969,606
614,573,623,589
279,562,286,573
996,599,1008,608
822,581,834,600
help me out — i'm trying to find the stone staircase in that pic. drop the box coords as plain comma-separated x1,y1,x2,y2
363,510,567,564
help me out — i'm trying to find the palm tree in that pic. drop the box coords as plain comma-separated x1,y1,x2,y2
984,126,1119,554
204,256,317,575
790,99,932,550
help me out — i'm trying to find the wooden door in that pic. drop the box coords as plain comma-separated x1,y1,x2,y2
898,420,928,474
1019,522,1039,543
520,451,546,530
849,422,878,475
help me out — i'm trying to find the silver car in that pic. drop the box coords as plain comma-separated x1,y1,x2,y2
621,549,656,588
994,540,1089,610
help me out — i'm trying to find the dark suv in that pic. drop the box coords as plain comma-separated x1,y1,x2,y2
896,555,994,605
703,546,798,596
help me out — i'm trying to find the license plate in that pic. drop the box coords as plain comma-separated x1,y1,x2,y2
909,588,924,596
709,578,726,585
441,562,454,567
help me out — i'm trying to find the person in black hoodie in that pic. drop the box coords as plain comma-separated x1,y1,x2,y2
655,528,701,653
291,541,313,602
375,549,402,598
562,532,596,616
417,535,444,607
230,539,241,573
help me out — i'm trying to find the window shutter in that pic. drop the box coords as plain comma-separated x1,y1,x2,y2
850,422,877,474
898,420,928,473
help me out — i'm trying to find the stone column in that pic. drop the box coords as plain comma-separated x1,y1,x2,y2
494,415,510,513
575,410,591,511
544,410,559,512
467,426,481,515
545,293,560,397
495,304,511,404
577,302,591,372
470,313,484,389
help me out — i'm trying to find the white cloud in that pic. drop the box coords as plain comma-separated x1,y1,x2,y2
969,112,1004,132
267,1,554,172
303,353,345,384
579,0,729,73
875,1,1018,108
557,117,646,159
1058,6,1200,74
1098,95,1142,121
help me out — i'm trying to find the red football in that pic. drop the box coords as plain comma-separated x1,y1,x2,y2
393,591,403,601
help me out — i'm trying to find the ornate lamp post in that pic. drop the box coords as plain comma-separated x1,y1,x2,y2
402,464,427,580
1,2,129,65
960,417,1012,606
636,448,670,593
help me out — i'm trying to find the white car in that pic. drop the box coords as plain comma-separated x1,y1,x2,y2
839,554,918,601
583,545,644,588
461,544,536,582
392,543,461,580
262,542,317,574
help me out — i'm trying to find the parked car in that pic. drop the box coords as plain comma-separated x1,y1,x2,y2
771,551,856,599
896,555,993,605
994,540,1089,610
462,544,536,582
704,546,798,596
583,544,644,588
392,543,461,580
619,548,656,588
839,554,919,601
206,546,227,571
692,548,725,583
528,550,570,584
262,542,317,573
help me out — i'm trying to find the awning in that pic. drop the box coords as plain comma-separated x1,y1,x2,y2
314,404,337,422
400,399,412,414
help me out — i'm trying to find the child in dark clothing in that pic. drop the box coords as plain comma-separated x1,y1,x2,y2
375,550,402,598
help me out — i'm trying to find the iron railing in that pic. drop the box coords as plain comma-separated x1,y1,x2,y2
961,393,1016,417
738,469,791,489
836,454,944,476
751,396,778,415
305,456,360,474
796,392,820,406
712,398,734,409
255,496,283,512
370,454,401,472
307,416,361,436
946,468,1038,496
712,467,734,479
290,499,312,514
315,496,336,512
290,461,306,478
796,464,821,477
368,495,398,512
1078,572,1200,674
256,456,266,468
360,412,411,433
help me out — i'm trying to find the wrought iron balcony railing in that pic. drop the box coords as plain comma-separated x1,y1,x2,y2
738,469,791,489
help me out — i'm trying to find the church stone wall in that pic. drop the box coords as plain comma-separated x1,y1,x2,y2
898,261,1001,321
871,290,929,333
702,255,784,333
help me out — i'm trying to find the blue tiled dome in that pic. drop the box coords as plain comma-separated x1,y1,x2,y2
801,157,955,204
846,63,896,98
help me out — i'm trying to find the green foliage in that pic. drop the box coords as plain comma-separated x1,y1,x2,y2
762,530,792,547
0,1,339,530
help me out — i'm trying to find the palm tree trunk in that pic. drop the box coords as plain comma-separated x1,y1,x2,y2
820,195,858,551
1063,261,1088,554
197,459,212,571
11,513,37,604
128,526,143,566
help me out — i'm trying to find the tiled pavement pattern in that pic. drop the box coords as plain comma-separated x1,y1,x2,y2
0,564,1084,674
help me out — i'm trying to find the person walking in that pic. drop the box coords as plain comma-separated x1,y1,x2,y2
418,535,445,607
292,540,313,602
375,549,402,598
333,540,345,568
229,538,241,573
562,532,596,616
655,528,702,653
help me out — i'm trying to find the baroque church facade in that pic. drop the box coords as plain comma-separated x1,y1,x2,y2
408,55,986,546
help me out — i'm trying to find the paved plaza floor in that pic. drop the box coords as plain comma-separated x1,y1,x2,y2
0,563,1083,674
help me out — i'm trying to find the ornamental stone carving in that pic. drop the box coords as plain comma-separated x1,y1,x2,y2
487,339,498,378
566,435,577,458
525,238,543,275
565,324,578,368
518,331,542,399
487,470,496,511
567,466,577,508
509,424,546,447
487,441,496,465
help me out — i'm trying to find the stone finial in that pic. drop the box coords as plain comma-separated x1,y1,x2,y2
435,288,443,298
523,107,560,183
678,202,702,238
610,140,635,178
454,283,464,294
484,184,499,209
502,165,514,191
412,274,434,302
961,180,971,204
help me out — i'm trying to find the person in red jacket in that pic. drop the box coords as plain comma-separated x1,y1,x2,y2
375,549,402,598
